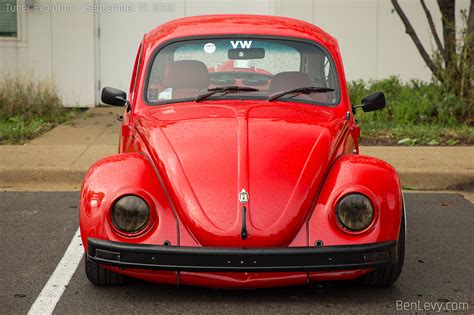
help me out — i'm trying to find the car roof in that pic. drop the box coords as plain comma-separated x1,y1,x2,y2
143,14,338,50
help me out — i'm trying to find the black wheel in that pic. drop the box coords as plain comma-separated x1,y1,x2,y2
85,257,126,286
359,206,405,287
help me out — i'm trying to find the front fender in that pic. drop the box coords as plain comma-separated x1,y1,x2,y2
79,153,179,251
307,154,402,246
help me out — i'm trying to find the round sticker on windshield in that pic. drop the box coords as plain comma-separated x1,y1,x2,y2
203,43,216,54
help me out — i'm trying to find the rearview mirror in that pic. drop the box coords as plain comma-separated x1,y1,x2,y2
358,92,386,112
228,48,265,60
101,87,127,106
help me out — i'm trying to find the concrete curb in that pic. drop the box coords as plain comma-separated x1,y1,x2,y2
0,167,85,191
395,169,473,190
1,166,472,192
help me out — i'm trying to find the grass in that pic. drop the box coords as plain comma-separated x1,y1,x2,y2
359,122,473,146
0,75,80,144
0,113,79,144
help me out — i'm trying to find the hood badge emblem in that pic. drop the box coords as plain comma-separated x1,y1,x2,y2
239,188,249,204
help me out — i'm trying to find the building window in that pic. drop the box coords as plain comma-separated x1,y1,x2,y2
0,0,17,37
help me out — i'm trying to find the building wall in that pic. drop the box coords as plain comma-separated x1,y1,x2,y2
0,0,96,107
0,0,470,107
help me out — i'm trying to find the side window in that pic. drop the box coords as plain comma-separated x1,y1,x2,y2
129,44,142,105
0,0,17,38
306,49,336,88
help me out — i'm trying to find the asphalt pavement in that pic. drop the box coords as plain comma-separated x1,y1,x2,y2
0,192,472,314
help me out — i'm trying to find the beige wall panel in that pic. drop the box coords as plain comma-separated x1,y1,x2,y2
312,0,378,81
184,0,271,15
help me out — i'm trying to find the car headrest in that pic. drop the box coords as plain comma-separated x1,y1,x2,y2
269,71,312,94
164,60,210,89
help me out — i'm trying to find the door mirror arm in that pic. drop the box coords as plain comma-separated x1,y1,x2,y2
115,96,132,112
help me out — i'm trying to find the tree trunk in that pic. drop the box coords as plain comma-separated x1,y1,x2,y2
437,0,456,69
421,0,445,54
467,1,473,101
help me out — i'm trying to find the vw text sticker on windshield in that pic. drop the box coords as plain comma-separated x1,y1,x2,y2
230,40,252,49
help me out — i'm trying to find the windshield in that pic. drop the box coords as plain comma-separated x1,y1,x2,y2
145,38,340,105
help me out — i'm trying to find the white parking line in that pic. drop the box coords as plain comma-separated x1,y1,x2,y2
28,228,84,315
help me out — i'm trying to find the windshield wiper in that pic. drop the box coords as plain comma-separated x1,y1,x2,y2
268,86,335,101
195,86,259,102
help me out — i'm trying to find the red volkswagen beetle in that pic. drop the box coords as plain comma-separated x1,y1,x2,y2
80,15,405,288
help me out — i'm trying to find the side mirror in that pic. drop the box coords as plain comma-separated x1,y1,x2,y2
354,92,386,112
101,87,127,107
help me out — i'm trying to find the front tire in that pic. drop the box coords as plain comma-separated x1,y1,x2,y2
85,257,126,286
359,207,405,287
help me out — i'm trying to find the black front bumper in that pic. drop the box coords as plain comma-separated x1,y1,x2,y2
87,238,397,272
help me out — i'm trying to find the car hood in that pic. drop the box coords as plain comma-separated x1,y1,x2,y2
135,101,348,247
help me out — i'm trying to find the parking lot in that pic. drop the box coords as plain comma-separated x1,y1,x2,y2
1,192,472,314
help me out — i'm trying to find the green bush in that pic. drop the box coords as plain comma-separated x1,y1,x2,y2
348,76,470,126
0,75,63,121
0,74,78,144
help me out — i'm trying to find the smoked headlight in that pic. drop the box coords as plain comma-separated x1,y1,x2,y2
336,193,374,232
111,195,150,233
